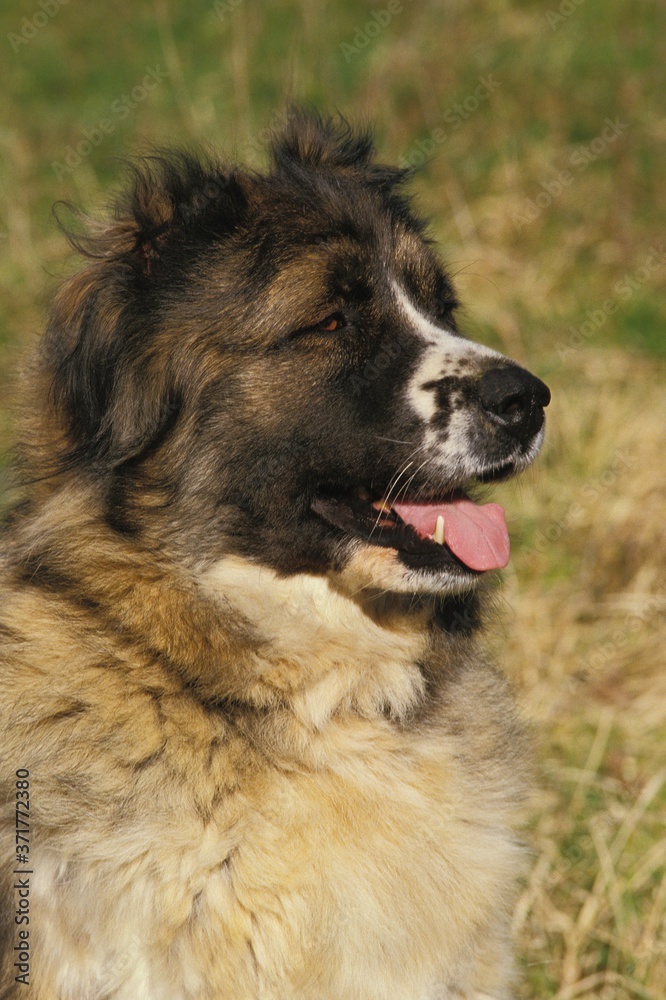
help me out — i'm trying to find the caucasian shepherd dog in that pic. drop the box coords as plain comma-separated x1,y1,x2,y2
0,110,550,999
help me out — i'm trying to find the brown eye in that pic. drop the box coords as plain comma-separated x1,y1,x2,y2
278,312,349,349
315,313,345,332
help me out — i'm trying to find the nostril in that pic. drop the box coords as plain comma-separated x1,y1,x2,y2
498,394,526,418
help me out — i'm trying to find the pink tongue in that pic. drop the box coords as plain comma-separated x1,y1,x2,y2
391,498,510,572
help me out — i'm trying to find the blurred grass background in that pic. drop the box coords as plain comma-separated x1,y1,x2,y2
0,0,665,996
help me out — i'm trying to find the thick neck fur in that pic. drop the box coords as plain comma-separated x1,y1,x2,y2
5,477,483,733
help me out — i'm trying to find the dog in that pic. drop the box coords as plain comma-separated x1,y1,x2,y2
0,110,550,999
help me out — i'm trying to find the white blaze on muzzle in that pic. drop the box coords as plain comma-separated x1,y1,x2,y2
392,282,505,423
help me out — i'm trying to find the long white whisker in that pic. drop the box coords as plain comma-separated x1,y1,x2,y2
368,448,434,542
392,458,431,507
368,459,414,540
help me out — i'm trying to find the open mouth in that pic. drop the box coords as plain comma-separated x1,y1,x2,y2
311,483,511,574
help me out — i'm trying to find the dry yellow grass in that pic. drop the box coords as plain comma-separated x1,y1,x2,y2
498,350,666,998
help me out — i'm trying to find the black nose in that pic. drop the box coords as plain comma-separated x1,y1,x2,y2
479,366,551,444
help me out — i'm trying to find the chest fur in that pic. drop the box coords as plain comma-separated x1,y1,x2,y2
29,698,523,1000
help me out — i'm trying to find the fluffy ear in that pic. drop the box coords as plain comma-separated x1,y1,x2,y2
38,261,179,473
55,152,248,281
40,154,248,472
270,106,410,191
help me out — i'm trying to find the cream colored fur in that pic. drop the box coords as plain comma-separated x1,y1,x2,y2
1,540,528,999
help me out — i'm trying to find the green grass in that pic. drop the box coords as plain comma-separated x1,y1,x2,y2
1,1,665,995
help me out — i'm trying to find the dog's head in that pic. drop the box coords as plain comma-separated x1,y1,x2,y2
38,110,548,598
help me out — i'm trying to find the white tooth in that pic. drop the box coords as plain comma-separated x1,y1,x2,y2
433,515,445,545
